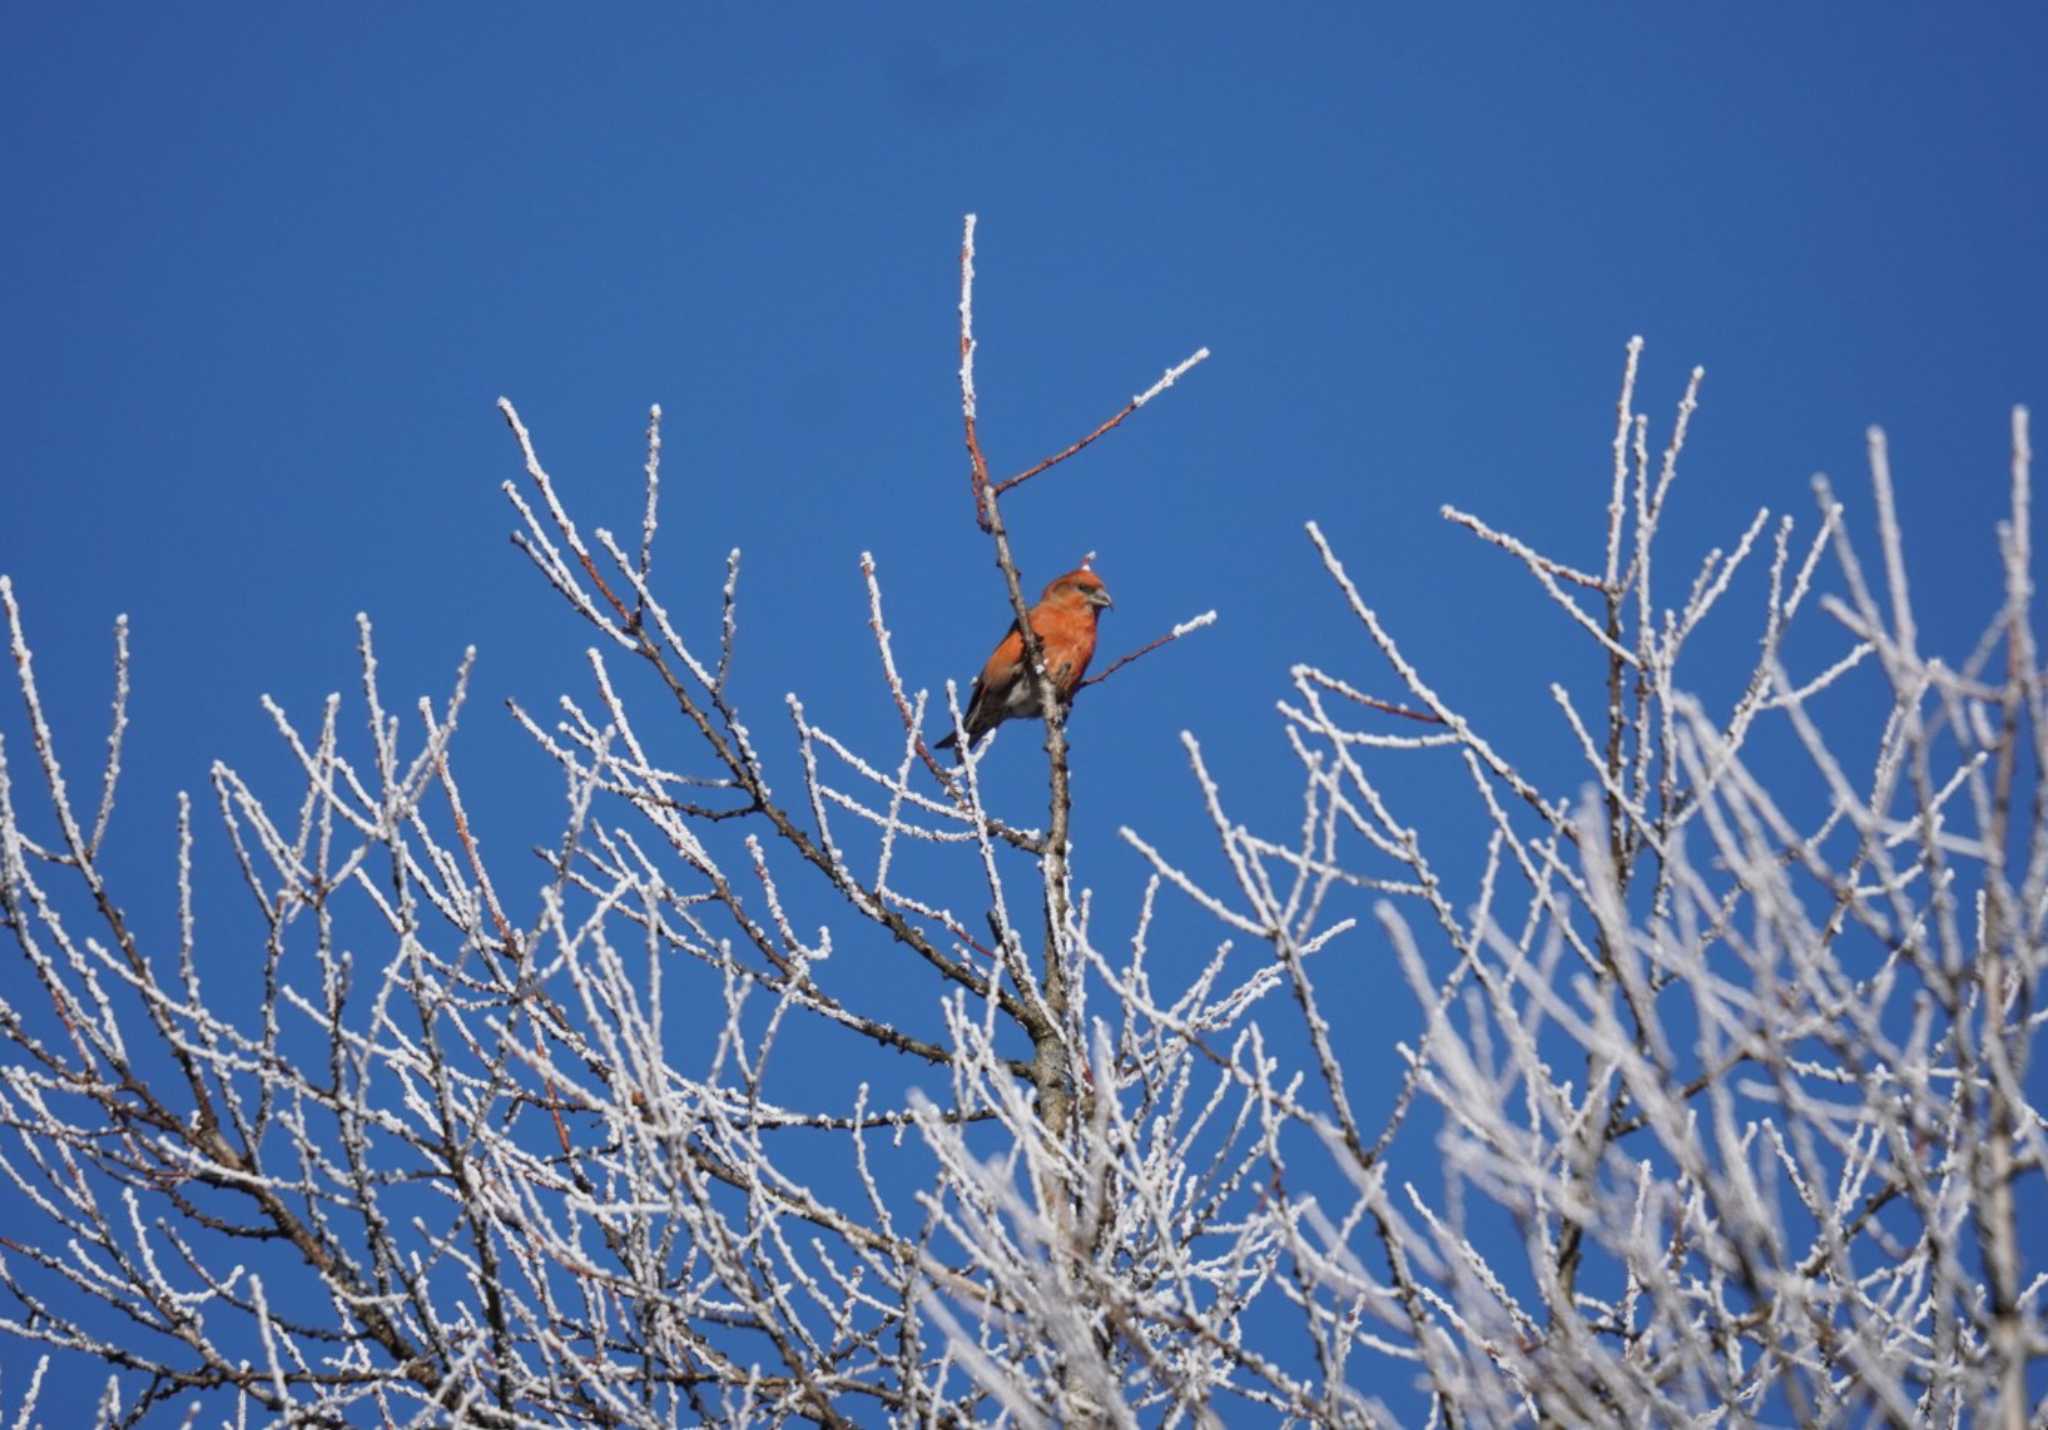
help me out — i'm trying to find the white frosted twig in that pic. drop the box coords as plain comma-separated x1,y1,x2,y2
959,213,979,422
4,1354,50,1430
1551,683,1661,857
1133,348,1212,408
860,552,916,732
1442,506,1606,591
1764,643,1877,710
1786,498,1842,620
1867,426,1918,659
1677,506,1772,642
718,546,741,693
1276,702,1459,749
589,526,718,691
875,690,928,892
1307,521,1576,836
88,614,129,858
498,397,633,645
638,401,663,587
1606,336,1644,588
1648,365,1705,525
1119,824,1269,937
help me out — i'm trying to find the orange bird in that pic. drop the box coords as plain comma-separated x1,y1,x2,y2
937,568,1114,758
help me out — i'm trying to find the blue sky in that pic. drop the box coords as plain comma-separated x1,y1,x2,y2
4,3,2046,1419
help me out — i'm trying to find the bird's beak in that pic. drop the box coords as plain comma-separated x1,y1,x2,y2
1087,588,1114,610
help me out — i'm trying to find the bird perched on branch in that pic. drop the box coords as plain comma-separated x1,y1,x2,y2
937,568,1113,758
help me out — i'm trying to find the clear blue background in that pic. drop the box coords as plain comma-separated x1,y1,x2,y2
4,4,2045,1420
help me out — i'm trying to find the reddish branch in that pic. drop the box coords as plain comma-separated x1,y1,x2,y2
1295,668,1448,725
1330,691,1445,725
994,399,1147,501
1078,623,1212,693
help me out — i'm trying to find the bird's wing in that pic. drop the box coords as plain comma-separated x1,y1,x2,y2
963,625,1028,732
977,625,1027,691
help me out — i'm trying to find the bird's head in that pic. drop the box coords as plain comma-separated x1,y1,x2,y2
1043,568,1114,612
